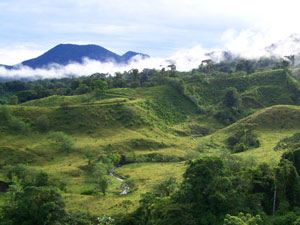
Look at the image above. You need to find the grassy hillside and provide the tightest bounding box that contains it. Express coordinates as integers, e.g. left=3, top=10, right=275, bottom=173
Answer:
left=2, top=68, right=300, bottom=222
left=196, top=105, right=300, bottom=165
left=183, top=69, right=300, bottom=108
left=0, top=85, right=202, bottom=216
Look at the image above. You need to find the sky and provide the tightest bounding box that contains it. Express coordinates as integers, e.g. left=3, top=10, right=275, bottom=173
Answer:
left=1, top=0, right=300, bottom=76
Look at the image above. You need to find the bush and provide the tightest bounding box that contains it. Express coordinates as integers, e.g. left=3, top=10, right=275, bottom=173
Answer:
left=122, top=178, right=138, bottom=193
left=9, top=116, right=31, bottom=134
left=47, top=131, right=74, bottom=152
left=3, top=165, right=66, bottom=190
left=226, top=129, right=260, bottom=153
left=224, top=213, right=263, bottom=225
left=107, top=153, right=121, bottom=166
left=60, top=101, right=70, bottom=110
left=274, top=133, right=300, bottom=151
left=9, top=95, right=18, bottom=105
left=36, top=114, right=50, bottom=132
left=152, top=177, right=177, bottom=197
left=185, top=150, right=200, bottom=160
left=1, top=105, right=12, bottom=121
left=123, top=152, right=181, bottom=164
left=223, top=87, right=241, bottom=108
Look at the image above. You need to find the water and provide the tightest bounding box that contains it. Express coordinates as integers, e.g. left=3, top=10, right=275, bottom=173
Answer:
left=109, top=166, right=130, bottom=195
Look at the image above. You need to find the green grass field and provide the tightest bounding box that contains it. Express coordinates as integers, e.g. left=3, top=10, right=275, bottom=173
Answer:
left=1, top=81, right=300, bottom=217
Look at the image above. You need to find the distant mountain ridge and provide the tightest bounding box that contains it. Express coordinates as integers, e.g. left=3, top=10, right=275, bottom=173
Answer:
left=1, top=44, right=149, bottom=69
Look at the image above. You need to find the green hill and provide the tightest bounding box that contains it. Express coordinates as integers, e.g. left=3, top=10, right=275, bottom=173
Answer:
left=0, top=85, right=200, bottom=216
left=2, top=67, right=300, bottom=223
left=183, top=69, right=300, bottom=108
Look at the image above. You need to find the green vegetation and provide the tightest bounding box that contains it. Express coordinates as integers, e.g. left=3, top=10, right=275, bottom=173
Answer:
left=2, top=57, right=300, bottom=224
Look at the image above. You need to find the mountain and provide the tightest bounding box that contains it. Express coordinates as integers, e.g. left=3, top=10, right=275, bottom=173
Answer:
left=0, top=64, right=12, bottom=69
left=4, top=44, right=149, bottom=69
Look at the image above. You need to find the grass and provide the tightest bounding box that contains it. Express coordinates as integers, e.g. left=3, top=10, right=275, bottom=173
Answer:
left=195, top=105, right=300, bottom=165
left=0, top=85, right=201, bottom=216
left=64, top=162, right=186, bottom=216
left=2, top=81, right=300, bottom=217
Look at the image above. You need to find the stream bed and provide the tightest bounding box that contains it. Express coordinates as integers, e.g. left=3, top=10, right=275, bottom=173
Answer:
left=109, top=167, right=130, bottom=195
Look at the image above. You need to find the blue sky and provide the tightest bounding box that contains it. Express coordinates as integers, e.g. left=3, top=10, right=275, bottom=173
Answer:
left=1, top=0, right=300, bottom=65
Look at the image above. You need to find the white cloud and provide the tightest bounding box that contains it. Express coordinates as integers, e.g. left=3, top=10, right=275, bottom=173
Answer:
left=2, top=30, right=300, bottom=80
left=0, top=46, right=214, bottom=79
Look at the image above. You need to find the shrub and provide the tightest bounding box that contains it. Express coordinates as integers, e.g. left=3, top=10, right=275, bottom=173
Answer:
left=9, top=95, right=18, bottom=105
left=122, top=178, right=138, bottom=193
left=226, top=129, right=260, bottom=153
left=185, top=150, right=200, bottom=160
left=60, top=101, right=70, bottom=110
left=36, top=114, right=50, bottom=132
left=152, top=177, right=177, bottom=197
left=1, top=105, right=12, bottom=121
left=98, top=177, right=109, bottom=196
left=123, top=153, right=181, bottom=164
left=47, top=131, right=74, bottom=152
left=223, top=87, right=241, bottom=108
left=224, top=213, right=263, bottom=225
left=107, top=153, right=121, bottom=166
left=3, top=165, right=66, bottom=190
left=274, top=133, right=300, bottom=151
left=9, top=116, right=31, bottom=134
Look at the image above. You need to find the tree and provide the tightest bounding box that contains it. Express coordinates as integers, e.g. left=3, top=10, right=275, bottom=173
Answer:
left=236, top=60, right=255, bottom=74
left=285, top=55, right=295, bottom=66
left=279, top=60, right=290, bottom=70
left=75, top=83, right=90, bottom=95
left=84, top=149, right=97, bottom=169
left=173, top=156, right=251, bottom=224
left=200, top=59, right=215, bottom=73
left=282, top=149, right=300, bottom=175
left=224, top=213, right=263, bottom=225
left=70, top=79, right=80, bottom=90
left=223, top=87, right=241, bottom=108
left=16, top=90, right=37, bottom=103
left=92, top=162, right=108, bottom=179
left=275, top=159, right=300, bottom=208
left=113, top=73, right=126, bottom=88
left=0, top=186, right=66, bottom=225
left=294, top=218, right=300, bottom=225
left=98, top=177, right=109, bottom=196
left=93, top=80, right=108, bottom=97
left=107, top=153, right=121, bottom=166
left=129, top=69, right=141, bottom=88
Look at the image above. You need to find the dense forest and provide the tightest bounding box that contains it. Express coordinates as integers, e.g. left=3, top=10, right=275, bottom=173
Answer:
left=2, top=56, right=300, bottom=225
